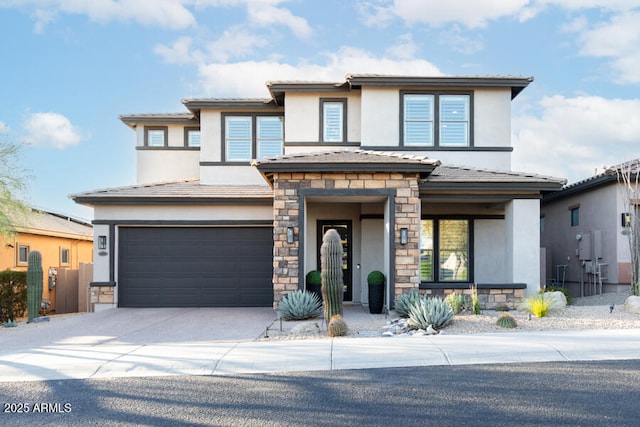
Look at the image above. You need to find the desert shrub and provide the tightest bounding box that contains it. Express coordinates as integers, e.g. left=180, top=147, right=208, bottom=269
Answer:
left=395, top=290, right=421, bottom=318
left=496, top=313, right=517, bottom=328
left=407, top=296, right=454, bottom=330
left=544, top=285, right=571, bottom=305
left=470, top=285, right=481, bottom=315
left=327, top=314, right=348, bottom=337
left=522, top=294, right=551, bottom=318
left=494, top=304, right=510, bottom=312
left=0, top=270, right=27, bottom=323
left=444, top=292, right=468, bottom=314
left=278, top=290, right=323, bottom=320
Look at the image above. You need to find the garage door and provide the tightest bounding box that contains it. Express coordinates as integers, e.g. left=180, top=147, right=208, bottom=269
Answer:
left=118, top=227, right=273, bottom=307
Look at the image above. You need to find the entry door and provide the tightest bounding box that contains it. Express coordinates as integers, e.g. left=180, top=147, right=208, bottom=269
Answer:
left=317, top=220, right=352, bottom=302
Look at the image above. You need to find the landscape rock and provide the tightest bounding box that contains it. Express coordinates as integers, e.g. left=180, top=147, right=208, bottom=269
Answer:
left=624, top=296, right=640, bottom=314
left=290, top=321, right=321, bottom=335
left=543, top=291, right=567, bottom=310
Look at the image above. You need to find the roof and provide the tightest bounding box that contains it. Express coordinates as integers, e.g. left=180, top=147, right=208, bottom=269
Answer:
left=252, top=150, right=440, bottom=184
left=543, top=158, right=640, bottom=203
left=119, top=113, right=197, bottom=129
left=71, top=179, right=274, bottom=206
left=266, top=74, right=533, bottom=104
left=11, top=209, right=93, bottom=240
left=421, top=165, right=566, bottom=193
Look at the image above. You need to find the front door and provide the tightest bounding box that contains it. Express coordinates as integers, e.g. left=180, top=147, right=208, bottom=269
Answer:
left=317, top=220, right=352, bottom=302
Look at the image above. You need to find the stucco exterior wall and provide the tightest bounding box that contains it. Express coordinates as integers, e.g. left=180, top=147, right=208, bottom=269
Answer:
left=506, top=199, right=541, bottom=296
left=137, top=150, right=200, bottom=184
left=200, top=165, right=267, bottom=185
left=541, top=183, right=622, bottom=286
left=474, top=219, right=508, bottom=283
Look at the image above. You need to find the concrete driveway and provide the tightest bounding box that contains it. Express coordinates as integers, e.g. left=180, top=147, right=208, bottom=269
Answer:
left=2, top=307, right=279, bottom=350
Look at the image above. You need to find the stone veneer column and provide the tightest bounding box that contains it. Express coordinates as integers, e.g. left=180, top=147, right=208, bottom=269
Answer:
left=392, top=176, right=421, bottom=298
left=272, top=173, right=301, bottom=308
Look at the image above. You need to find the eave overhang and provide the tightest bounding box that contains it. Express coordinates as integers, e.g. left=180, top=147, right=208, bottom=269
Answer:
left=119, top=113, right=197, bottom=129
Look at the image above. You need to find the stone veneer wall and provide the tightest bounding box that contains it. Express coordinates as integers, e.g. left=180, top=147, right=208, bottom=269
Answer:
left=271, top=171, right=421, bottom=308
left=423, top=287, right=526, bottom=309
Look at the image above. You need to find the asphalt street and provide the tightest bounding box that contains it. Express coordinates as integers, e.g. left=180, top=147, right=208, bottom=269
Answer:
left=2, top=360, right=639, bottom=426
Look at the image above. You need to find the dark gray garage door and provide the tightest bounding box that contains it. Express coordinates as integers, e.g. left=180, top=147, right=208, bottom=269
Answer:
left=118, top=227, right=273, bottom=307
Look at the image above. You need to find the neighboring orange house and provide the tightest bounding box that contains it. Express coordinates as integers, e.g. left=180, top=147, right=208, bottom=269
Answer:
left=0, top=208, right=93, bottom=312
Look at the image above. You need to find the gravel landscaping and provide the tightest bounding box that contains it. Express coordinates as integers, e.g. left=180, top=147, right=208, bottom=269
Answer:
left=266, top=289, right=640, bottom=339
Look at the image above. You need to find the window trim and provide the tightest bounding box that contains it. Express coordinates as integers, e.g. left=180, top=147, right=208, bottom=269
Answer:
left=319, top=98, right=347, bottom=143
left=400, top=91, right=473, bottom=148
left=222, top=113, right=284, bottom=162
left=60, top=247, right=70, bottom=266
left=420, top=218, right=473, bottom=283
left=144, top=126, right=168, bottom=148
left=17, top=244, right=29, bottom=266
left=570, top=206, right=580, bottom=227
left=183, top=127, right=201, bottom=148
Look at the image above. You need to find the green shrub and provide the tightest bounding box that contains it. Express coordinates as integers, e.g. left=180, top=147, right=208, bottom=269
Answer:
left=523, top=294, right=551, bottom=318
left=407, top=296, right=454, bottom=330
left=395, top=290, right=421, bottom=318
left=494, top=304, right=510, bottom=312
left=496, top=313, right=517, bottom=328
left=470, top=285, right=481, bottom=315
left=444, top=292, right=468, bottom=314
left=278, top=290, right=323, bottom=320
left=0, top=270, right=27, bottom=323
left=367, top=270, right=385, bottom=285
left=544, top=285, right=571, bottom=305
left=306, top=270, right=321, bottom=286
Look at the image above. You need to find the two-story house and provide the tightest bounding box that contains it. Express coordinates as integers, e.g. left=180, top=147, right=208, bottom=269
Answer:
left=72, top=74, right=565, bottom=311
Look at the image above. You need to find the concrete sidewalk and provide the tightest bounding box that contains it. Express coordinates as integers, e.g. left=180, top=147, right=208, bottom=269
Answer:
left=1, top=307, right=640, bottom=383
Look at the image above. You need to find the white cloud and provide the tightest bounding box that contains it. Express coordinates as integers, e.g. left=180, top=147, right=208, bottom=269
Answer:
left=154, top=36, right=201, bottom=64
left=359, top=0, right=530, bottom=29
left=245, top=1, right=312, bottom=39
left=385, top=33, right=417, bottom=59
left=22, top=112, right=82, bottom=149
left=196, top=47, right=443, bottom=97
left=2, top=0, right=196, bottom=31
left=512, top=95, right=640, bottom=184
left=0, top=121, right=8, bottom=134
left=573, top=11, right=640, bottom=83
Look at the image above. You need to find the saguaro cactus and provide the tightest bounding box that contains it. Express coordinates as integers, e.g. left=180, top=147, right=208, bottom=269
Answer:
left=27, top=250, right=43, bottom=322
left=321, top=228, right=343, bottom=323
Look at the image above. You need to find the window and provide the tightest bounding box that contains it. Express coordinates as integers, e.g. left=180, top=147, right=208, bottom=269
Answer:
left=224, top=115, right=283, bottom=161
left=185, top=128, right=201, bottom=147
left=420, top=219, right=470, bottom=282
left=17, top=244, right=29, bottom=266
left=321, top=99, right=347, bottom=143
left=571, top=207, right=580, bottom=227
left=402, top=92, right=471, bottom=147
left=145, top=127, right=167, bottom=147
left=60, top=247, right=70, bottom=266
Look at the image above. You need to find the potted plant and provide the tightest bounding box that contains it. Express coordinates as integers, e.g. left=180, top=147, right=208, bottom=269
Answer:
left=305, top=270, right=322, bottom=301
left=367, top=270, right=385, bottom=314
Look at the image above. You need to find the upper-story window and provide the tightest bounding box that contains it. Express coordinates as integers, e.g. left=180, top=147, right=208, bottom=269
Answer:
left=145, top=127, right=168, bottom=147
left=320, top=98, right=347, bottom=143
left=185, top=128, right=201, bottom=147
left=402, top=92, right=471, bottom=147
left=224, top=115, right=283, bottom=161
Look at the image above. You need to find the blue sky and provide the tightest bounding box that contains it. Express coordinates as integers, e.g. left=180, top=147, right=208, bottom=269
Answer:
left=0, top=0, right=639, bottom=221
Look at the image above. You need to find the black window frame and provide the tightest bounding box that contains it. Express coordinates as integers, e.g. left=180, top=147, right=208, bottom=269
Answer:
left=570, top=206, right=580, bottom=227
left=144, top=126, right=168, bottom=148
left=319, top=98, right=347, bottom=143
left=184, top=127, right=201, bottom=148
left=60, top=247, right=70, bottom=266
left=400, top=91, right=473, bottom=148
left=419, top=218, right=473, bottom=284
left=222, top=113, right=284, bottom=162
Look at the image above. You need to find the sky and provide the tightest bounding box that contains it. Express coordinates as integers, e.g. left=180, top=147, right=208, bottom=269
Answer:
left=1, top=0, right=639, bottom=222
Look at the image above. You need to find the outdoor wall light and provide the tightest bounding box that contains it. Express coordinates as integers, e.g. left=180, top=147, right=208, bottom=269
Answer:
left=287, top=227, right=294, bottom=244
left=622, top=212, right=632, bottom=227
left=98, top=235, right=107, bottom=250
left=400, top=228, right=408, bottom=245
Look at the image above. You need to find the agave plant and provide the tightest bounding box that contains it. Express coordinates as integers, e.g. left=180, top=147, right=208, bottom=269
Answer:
left=407, top=296, right=454, bottom=330
left=278, top=290, right=323, bottom=320
left=394, top=290, right=421, bottom=318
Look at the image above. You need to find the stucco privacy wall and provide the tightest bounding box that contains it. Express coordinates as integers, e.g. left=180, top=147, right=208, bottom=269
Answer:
left=271, top=171, right=421, bottom=306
